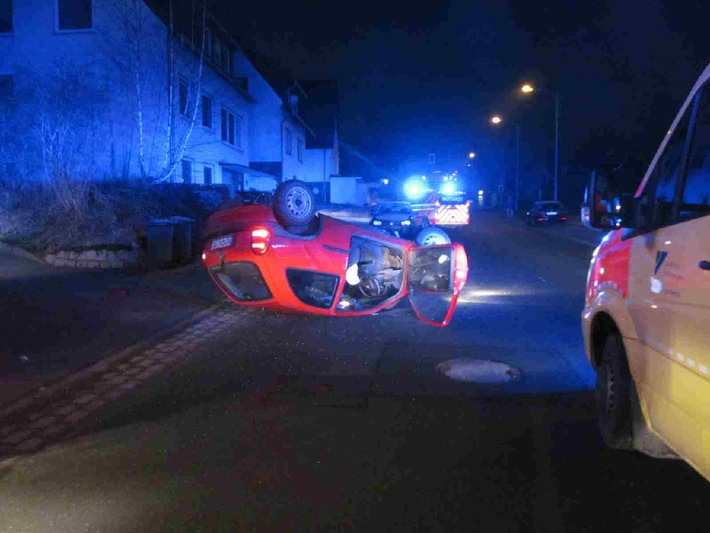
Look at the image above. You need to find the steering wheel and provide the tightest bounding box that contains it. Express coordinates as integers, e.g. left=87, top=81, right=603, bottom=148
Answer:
left=358, top=275, right=382, bottom=298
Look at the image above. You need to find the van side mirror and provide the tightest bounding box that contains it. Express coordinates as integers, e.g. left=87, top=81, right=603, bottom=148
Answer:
left=582, top=171, right=638, bottom=230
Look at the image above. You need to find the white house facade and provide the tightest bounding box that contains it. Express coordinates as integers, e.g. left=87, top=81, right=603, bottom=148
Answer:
left=0, top=0, right=311, bottom=195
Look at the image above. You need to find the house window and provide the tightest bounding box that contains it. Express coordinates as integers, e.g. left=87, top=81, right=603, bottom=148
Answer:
left=212, top=35, right=232, bottom=74
left=221, top=108, right=243, bottom=148
left=204, top=27, right=212, bottom=57
left=0, top=0, right=13, bottom=33
left=285, top=128, right=293, bottom=155
left=0, top=75, right=13, bottom=99
left=234, top=114, right=243, bottom=148
left=221, top=44, right=233, bottom=74
left=181, top=159, right=193, bottom=184
left=57, top=0, right=92, bottom=31
left=179, top=79, right=189, bottom=117
left=203, top=165, right=213, bottom=185
left=201, top=95, right=212, bottom=128
left=297, top=139, right=304, bottom=162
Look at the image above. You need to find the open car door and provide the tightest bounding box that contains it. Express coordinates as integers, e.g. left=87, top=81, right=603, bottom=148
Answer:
left=407, top=243, right=468, bottom=327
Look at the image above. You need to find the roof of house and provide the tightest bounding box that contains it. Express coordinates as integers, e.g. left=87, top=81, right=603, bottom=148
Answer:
left=296, top=80, right=340, bottom=149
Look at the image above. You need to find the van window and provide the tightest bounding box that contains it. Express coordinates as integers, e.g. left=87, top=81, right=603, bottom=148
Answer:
left=679, top=86, right=710, bottom=222
left=649, top=107, right=691, bottom=227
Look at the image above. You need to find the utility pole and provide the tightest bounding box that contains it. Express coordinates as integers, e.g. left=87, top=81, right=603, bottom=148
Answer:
left=554, top=93, right=559, bottom=201
left=515, top=123, right=520, bottom=210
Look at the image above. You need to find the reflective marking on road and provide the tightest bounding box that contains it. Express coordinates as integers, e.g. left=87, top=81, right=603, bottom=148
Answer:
left=0, top=307, right=248, bottom=461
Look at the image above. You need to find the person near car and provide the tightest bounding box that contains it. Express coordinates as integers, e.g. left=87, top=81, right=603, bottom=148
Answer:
left=504, top=194, right=514, bottom=219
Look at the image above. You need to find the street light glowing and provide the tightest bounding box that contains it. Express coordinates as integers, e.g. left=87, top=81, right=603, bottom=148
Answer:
left=468, top=152, right=476, bottom=159
left=521, top=83, right=534, bottom=93
left=382, top=178, right=389, bottom=185
left=490, top=115, right=502, bottom=125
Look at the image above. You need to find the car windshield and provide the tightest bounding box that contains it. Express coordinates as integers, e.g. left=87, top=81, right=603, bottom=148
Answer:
left=540, top=202, right=562, bottom=210
left=377, top=204, right=412, bottom=215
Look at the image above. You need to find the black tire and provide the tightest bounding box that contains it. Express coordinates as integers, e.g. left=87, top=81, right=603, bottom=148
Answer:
left=595, top=332, right=634, bottom=450
left=415, top=227, right=451, bottom=246
left=273, top=180, right=316, bottom=229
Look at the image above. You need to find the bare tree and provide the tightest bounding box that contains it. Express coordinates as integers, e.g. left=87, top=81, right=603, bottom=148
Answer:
left=107, top=0, right=208, bottom=183
left=31, top=61, right=108, bottom=213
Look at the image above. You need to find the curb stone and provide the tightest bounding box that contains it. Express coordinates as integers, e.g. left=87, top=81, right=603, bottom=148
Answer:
left=0, top=242, right=45, bottom=264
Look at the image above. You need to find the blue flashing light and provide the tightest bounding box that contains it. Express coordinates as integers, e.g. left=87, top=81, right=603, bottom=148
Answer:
left=440, top=182, right=456, bottom=195
left=404, top=180, right=425, bottom=200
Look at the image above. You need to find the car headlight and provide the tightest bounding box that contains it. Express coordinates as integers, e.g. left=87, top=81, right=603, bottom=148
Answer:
left=373, top=220, right=382, bottom=226
left=402, top=220, right=411, bottom=225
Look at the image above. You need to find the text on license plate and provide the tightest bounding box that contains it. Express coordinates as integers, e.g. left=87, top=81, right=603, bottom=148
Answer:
left=211, top=235, right=233, bottom=250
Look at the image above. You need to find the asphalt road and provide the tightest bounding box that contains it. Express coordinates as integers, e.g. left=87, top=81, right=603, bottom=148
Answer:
left=0, top=212, right=707, bottom=532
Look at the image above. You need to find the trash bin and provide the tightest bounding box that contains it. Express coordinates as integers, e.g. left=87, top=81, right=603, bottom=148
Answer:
left=167, top=216, right=194, bottom=265
left=145, top=218, right=175, bottom=270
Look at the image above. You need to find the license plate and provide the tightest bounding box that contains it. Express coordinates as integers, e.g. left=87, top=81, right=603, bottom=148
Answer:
left=546, top=211, right=558, bottom=216
left=211, top=235, right=233, bottom=250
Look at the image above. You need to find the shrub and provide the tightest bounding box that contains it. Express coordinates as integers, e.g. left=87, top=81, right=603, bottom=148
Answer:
left=0, top=179, right=229, bottom=253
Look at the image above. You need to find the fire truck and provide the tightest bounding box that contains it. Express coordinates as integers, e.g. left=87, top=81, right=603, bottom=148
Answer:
left=410, top=186, right=471, bottom=228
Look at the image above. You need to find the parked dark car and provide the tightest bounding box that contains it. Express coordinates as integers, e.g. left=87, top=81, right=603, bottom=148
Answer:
left=525, top=201, right=568, bottom=224
left=370, top=202, right=427, bottom=238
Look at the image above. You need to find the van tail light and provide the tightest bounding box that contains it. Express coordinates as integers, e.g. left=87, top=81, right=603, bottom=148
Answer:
left=251, top=228, right=271, bottom=255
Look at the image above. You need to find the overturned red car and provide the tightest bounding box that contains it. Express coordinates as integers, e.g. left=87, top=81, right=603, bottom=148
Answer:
left=202, top=180, right=469, bottom=327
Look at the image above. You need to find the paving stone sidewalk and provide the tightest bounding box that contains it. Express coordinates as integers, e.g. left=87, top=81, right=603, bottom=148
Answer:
left=0, top=246, right=227, bottom=407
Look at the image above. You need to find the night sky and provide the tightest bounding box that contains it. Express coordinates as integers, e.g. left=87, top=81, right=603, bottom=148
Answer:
left=211, top=0, right=709, bottom=184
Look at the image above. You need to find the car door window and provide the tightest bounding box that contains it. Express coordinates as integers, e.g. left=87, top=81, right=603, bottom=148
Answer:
left=678, top=86, right=710, bottom=222
left=647, top=104, right=692, bottom=228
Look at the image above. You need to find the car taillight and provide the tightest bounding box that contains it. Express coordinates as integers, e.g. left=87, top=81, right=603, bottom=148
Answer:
left=251, top=228, right=271, bottom=255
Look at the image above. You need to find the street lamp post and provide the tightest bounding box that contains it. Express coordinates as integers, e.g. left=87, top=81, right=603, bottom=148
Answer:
left=515, top=123, right=520, bottom=211
left=490, top=115, right=520, bottom=210
left=554, top=93, right=559, bottom=202
left=521, top=84, right=560, bottom=201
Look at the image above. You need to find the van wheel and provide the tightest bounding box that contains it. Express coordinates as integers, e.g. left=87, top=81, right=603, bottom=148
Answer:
left=595, top=332, right=634, bottom=450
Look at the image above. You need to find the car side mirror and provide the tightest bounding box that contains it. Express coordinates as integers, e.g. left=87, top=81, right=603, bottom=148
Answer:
left=582, top=171, right=638, bottom=230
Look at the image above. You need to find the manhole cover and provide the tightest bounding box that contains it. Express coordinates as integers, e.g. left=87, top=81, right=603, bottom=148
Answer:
left=436, top=359, right=521, bottom=383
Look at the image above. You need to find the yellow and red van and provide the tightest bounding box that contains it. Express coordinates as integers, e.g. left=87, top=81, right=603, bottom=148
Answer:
left=582, top=62, right=710, bottom=482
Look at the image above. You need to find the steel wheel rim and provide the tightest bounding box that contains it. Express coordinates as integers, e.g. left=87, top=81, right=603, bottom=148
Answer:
left=422, top=233, right=447, bottom=246
left=286, top=187, right=312, bottom=218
